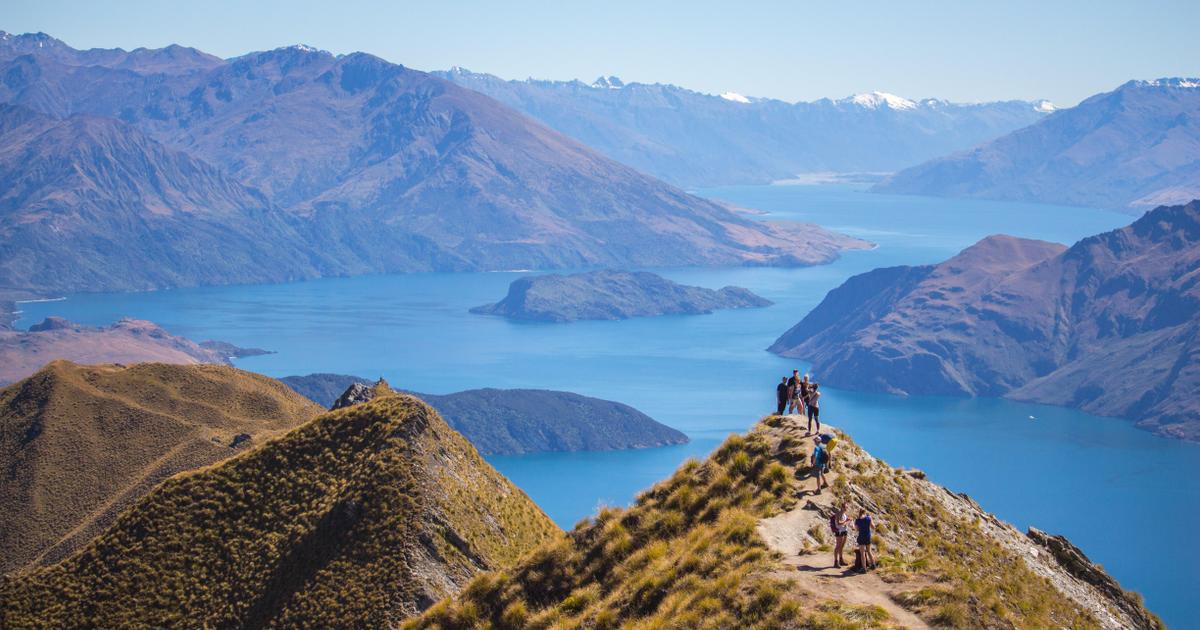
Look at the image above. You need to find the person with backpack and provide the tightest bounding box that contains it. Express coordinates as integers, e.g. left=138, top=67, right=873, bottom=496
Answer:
left=830, top=502, right=850, bottom=568
left=811, top=437, right=829, bottom=494
left=854, top=509, right=875, bottom=571
left=806, top=383, right=822, bottom=434
left=775, top=377, right=789, bottom=415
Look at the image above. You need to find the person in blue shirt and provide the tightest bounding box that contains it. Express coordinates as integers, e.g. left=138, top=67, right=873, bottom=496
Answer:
left=854, top=509, right=875, bottom=571
left=811, top=437, right=829, bottom=494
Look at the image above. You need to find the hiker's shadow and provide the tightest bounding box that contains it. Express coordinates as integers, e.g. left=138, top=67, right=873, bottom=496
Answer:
left=794, top=563, right=859, bottom=577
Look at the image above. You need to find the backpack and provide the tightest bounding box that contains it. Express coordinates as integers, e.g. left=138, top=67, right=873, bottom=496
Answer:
left=829, top=513, right=840, bottom=535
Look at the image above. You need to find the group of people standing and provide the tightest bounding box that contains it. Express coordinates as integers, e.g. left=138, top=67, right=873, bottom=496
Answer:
left=775, top=369, right=821, bottom=434
left=829, top=502, right=875, bottom=571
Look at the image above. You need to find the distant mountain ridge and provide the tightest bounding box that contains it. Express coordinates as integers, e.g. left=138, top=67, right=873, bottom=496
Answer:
left=0, top=32, right=866, bottom=296
left=876, top=78, right=1200, bottom=211
left=434, top=67, right=1053, bottom=187
left=769, top=201, right=1200, bottom=440
left=279, top=373, right=689, bottom=454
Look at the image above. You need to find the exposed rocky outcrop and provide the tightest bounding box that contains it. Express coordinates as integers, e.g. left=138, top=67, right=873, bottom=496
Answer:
left=876, top=78, right=1200, bottom=212
left=769, top=201, right=1200, bottom=440
left=0, top=318, right=270, bottom=386
left=471, top=270, right=773, bottom=322
left=1028, top=528, right=1160, bottom=630
left=296, top=376, right=689, bottom=455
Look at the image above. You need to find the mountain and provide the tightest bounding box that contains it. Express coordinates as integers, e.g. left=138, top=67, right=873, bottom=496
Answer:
left=0, top=31, right=222, bottom=74
left=0, top=34, right=866, bottom=297
left=0, top=103, right=327, bottom=294
left=0, top=361, right=322, bottom=574
left=470, top=270, right=773, bottom=322
left=434, top=67, right=1053, bottom=187
left=406, top=416, right=1160, bottom=629
left=0, top=383, right=559, bottom=627
left=769, top=201, right=1200, bottom=440
left=280, top=374, right=689, bottom=454
left=0, top=317, right=267, bottom=385
left=876, top=78, right=1200, bottom=211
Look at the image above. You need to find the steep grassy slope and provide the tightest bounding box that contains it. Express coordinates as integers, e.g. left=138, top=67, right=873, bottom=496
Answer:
left=0, top=361, right=323, bottom=574
left=407, top=416, right=1160, bottom=629
left=0, top=388, right=559, bottom=627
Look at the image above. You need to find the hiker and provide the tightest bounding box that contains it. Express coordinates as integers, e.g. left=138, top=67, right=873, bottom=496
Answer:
left=811, top=437, right=829, bottom=494
left=799, top=373, right=811, bottom=416
left=854, top=509, right=875, bottom=571
left=785, top=370, right=801, bottom=414
left=806, top=383, right=821, bottom=434
left=775, top=377, right=789, bottom=415
left=830, top=501, right=851, bottom=568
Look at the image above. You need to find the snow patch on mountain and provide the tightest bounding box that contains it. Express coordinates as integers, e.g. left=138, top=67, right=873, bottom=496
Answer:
left=841, top=91, right=917, bottom=110
left=720, top=92, right=751, bottom=104
left=1034, top=100, right=1058, bottom=112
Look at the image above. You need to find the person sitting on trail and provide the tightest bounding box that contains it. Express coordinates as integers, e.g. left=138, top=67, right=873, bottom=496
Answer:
left=775, top=377, right=789, bottom=415
left=806, top=384, right=821, bottom=434
left=786, top=370, right=802, bottom=414
left=854, top=509, right=875, bottom=571
left=830, top=501, right=850, bottom=568
left=811, top=437, right=829, bottom=494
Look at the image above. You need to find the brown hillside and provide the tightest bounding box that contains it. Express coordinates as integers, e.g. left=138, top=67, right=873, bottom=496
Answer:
left=0, top=360, right=323, bottom=574
left=0, top=389, right=559, bottom=628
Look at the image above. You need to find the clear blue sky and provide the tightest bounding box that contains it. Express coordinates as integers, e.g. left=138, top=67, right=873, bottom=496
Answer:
left=3, top=0, right=1196, bottom=106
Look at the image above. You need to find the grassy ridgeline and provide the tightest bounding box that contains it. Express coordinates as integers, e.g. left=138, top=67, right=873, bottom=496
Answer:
left=0, top=390, right=559, bottom=628
left=407, top=417, right=1160, bottom=629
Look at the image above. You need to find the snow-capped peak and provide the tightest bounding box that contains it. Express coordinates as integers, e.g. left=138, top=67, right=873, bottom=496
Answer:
left=592, top=75, right=625, bottom=89
left=1135, top=77, right=1200, bottom=89
left=720, top=92, right=751, bottom=104
left=1033, top=99, right=1057, bottom=113
left=841, top=91, right=917, bottom=110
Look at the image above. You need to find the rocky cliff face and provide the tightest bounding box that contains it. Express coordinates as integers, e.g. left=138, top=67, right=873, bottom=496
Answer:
left=406, top=416, right=1162, bottom=629
left=770, top=201, right=1200, bottom=440
left=283, top=375, right=689, bottom=455
left=0, top=361, right=322, bottom=574
left=471, top=270, right=774, bottom=322
left=0, top=390, right=559, bottom=627
left=876, top=78, right=1200, bottom=212
left=0, top=33, right=867, bottom=296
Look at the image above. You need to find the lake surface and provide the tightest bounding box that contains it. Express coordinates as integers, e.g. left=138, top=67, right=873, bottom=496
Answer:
left=18, top=186, right=1198, bottom=627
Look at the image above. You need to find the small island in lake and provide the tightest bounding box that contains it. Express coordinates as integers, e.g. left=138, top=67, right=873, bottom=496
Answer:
left=470, top=270, right=773, bottom=322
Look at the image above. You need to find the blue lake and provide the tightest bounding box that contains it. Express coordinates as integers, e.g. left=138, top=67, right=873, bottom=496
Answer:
left=18, top=186, right=1198, bottom=628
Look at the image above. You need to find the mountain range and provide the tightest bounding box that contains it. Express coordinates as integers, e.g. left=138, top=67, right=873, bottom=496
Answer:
left=769, top=201, right=1200, bottom=440
left=0, top=31, right=864, bottom=297
left=436, top=67, right=1054, bottom=188
left=877, top=78, right=1200, bottom=212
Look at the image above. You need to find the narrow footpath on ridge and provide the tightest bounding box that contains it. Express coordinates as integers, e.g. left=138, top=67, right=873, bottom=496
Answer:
left=756, top=416, right=933, bottom=629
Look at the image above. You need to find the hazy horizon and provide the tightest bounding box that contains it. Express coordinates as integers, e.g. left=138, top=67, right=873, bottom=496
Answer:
left=3, top=0, right=1197, bottom=107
